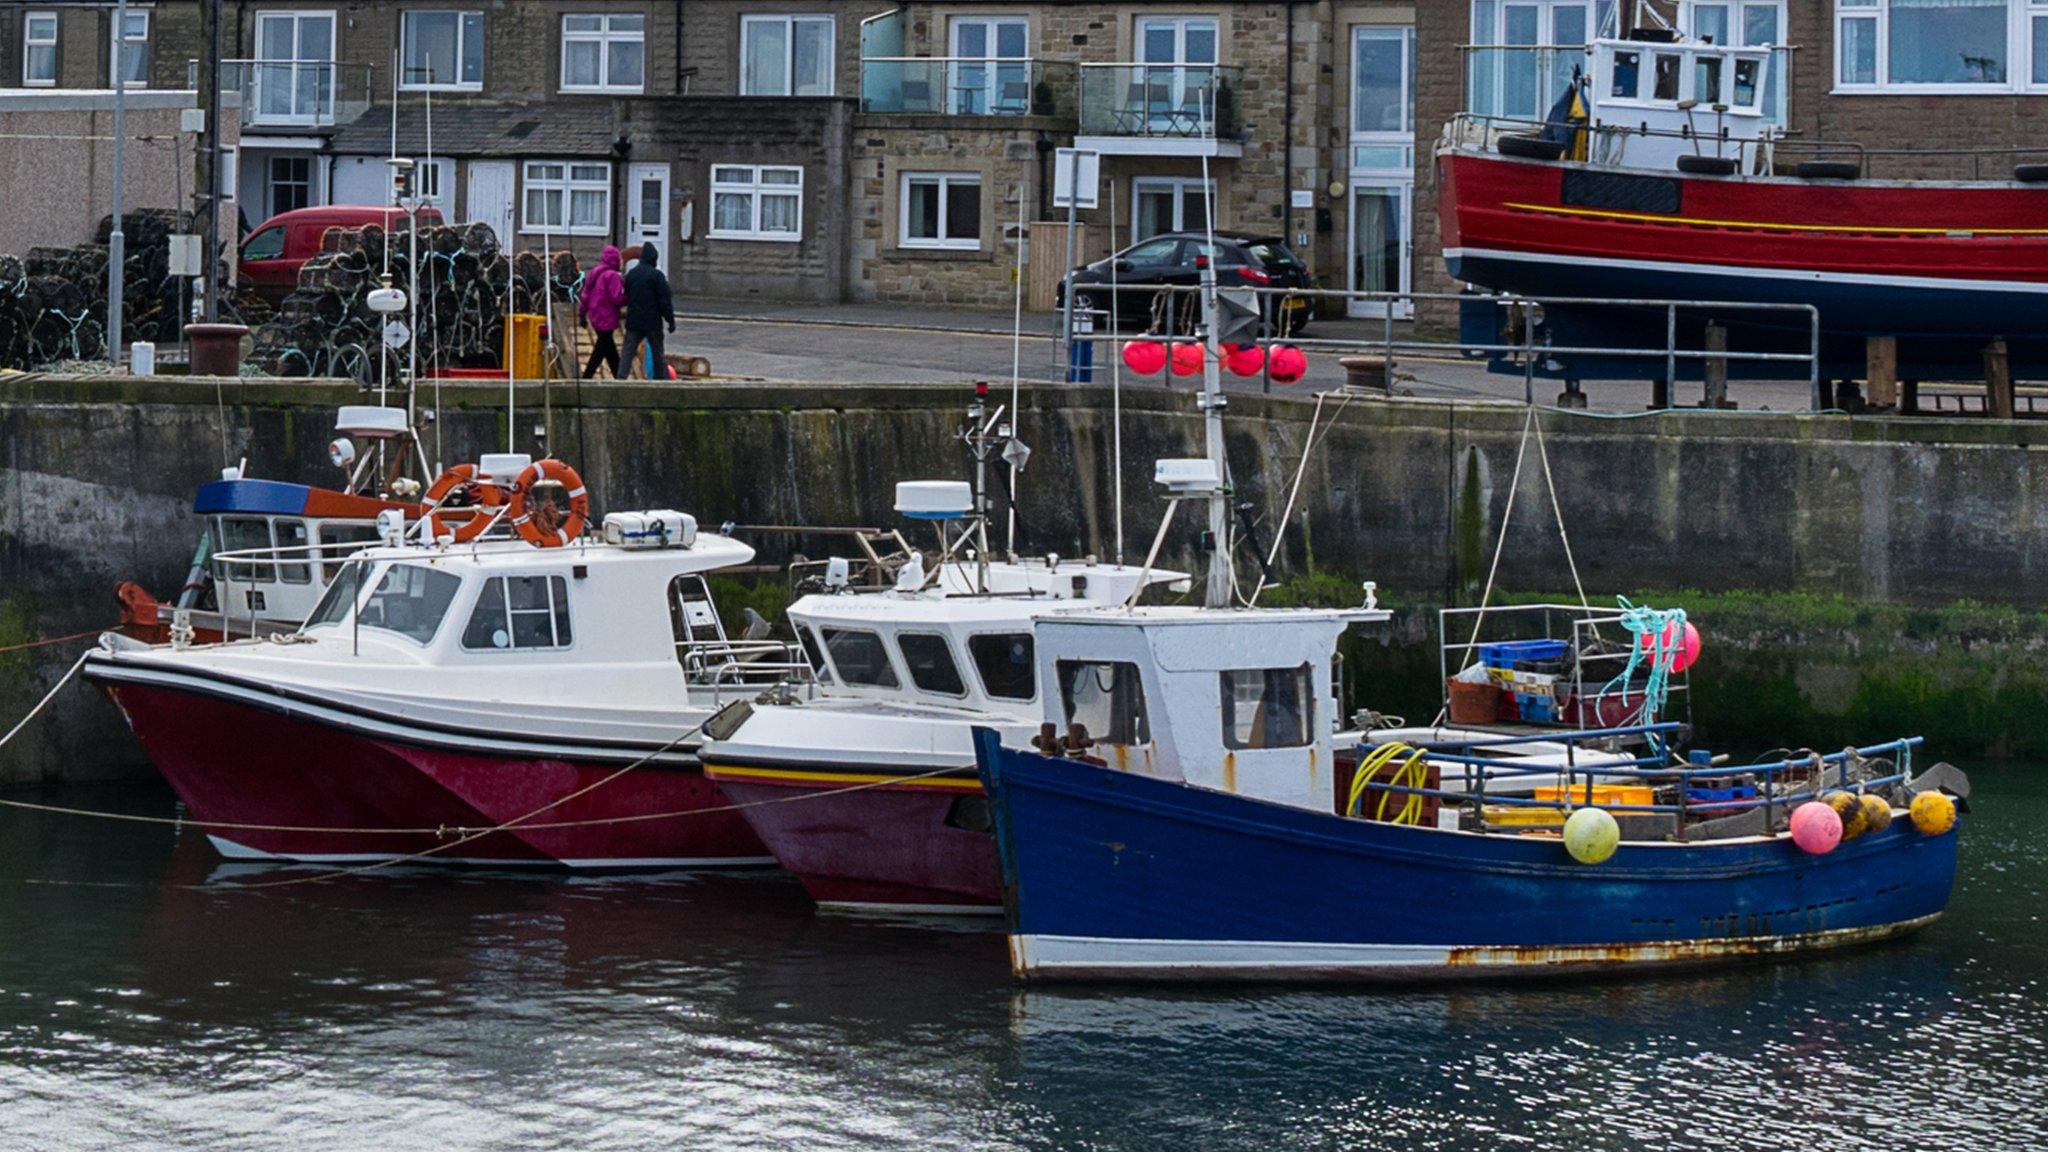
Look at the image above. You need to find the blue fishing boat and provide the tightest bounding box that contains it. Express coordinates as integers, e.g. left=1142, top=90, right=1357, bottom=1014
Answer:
left=973, top=605, right=1966, bottom=982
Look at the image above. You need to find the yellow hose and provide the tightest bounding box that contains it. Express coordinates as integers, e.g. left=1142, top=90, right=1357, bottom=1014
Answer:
left=1348, top=742, right=1431, bottom=826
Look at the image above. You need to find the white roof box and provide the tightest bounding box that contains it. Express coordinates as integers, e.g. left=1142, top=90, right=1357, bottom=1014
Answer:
left=603, top=510, right=696, bottom=549
left=1155, top=458, right=1222, bottom=494
left=896, top=480, right=973, bottom=521
left=335, top=405, right=409, bottom=439
left=478, top=453, right=532, bottom=484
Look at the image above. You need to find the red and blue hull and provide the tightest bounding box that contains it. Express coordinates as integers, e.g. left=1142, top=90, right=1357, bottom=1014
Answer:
left=1439, top=149, right=2048, bottom=377
left=88, top=664, right=772, bottom=868
left=974, top=729, right=1959, bottom=982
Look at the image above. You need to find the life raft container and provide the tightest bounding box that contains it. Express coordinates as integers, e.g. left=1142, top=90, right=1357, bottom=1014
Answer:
left=507, top=459, right=590, bottom=548
left=420, top=463, right=506, bottom=543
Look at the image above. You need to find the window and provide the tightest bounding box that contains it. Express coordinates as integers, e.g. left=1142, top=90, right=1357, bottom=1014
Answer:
left=1057, top=660, right=1150, bottom=746
left=306, top=559, right=365, bottom=629
left=900, top=173, right=980, bottom=250
left=1684, top=2, right=1785, bottom=120
left=1610, top=49, right=1640, bottom=97
left=254, top=11, right=337, bottom=125
left=709, top=165, right=802, bottom=241
left=1652, top=52, right=1682, bottom=99
left=218, top=516, right=279, bottom=583
left=1694, top=54, right=1723, bottom=103
left=1220, top=666, right=1315, bottom=750
left=23, top=11, right=56, bottom=86
left=522, top=161, right=610, bottom=235
left=897, top=633, right=966, bottom=696
left=1134, top=15, right=1220, bottom=131
left=354, top=564, right=463, bottom=645
left=402, top=10, right=483, bottom=90
left=317, top=523, right=383, bottom=582
left=1131, top=177, right=1212, bottom=244
left=1352, top=26, right=1414, bottom=136
left=1468, top=1, right=1617, bottom=118
left=821, top=628, right=898, bottom=688
left=268, top=156, right=312, bottom=216
left=798, top=625, right=829, bottom=678
left=274, top=519, right=311, bottom=584
left=242, top=225, right=285, bottom=261
left=969, top=633, right=1035, bottom=701
left=1835, top=0, right=2038, bottom=90
left=740, top=14, right=834, bottom=96
left=111, top=8, right=148, bottom=87
left=562, top=13, right=644, bottom=92
left=948, top=15, right=1030, bottom=114
left=462, top=575, right=573, bottom=651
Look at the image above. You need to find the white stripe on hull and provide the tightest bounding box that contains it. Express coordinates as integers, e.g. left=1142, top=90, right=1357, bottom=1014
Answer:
left=207, top=835, right=774, bottom=870
left=815, top=899, right=1005, bottom=917
left=1010, top=915, right=1941, bottom=982
left=1444, top=245, right=2048, bottom=297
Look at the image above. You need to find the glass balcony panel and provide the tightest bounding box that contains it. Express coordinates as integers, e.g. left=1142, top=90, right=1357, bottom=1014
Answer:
left=859, top=58, right=1070, bottom=117
left=1077, top=64, right=1244, bottom=138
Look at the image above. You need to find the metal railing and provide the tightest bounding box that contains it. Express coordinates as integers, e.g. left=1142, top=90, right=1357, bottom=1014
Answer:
left=1063, top=282, right=1824, bottom=408
left=191, top=58, right=376, bottom=128
left=859, top=57, right=1073, bottom=117
left=1446, top=110, right=1777, bottom=175
left=1460, top=43, right=1793, bottom=126
left=1078, top=63, right=1243, bottom=139
left=679, top=638, right=815, bottom=704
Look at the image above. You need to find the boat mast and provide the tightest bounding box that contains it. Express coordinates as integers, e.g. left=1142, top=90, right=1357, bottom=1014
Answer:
left=1198, top=131, right=1229, bottom=608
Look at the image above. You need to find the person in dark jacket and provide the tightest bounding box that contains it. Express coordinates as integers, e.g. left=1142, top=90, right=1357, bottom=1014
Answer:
left=620, top=242, right=675, bottom=380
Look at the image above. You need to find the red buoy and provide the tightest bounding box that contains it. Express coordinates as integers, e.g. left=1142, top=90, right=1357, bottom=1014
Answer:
left=1268, top=344, right=1308, bottom=384
left=1169, top=341, right=1204, bottom=377
left=1121, top=340, right=1167, bottom=376
left=1225, top=344, right=1267, bottom=377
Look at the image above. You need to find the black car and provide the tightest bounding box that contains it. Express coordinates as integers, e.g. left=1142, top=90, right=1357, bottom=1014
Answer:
left=1059, top=230, right=1313, bottom=335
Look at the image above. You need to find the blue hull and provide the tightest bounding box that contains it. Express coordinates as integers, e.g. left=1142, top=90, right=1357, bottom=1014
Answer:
left=974, top=730, right=1958, bottom=983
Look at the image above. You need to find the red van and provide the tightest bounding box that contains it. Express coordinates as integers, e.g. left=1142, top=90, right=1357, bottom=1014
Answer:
left=239, top=205, right=446, bottom=304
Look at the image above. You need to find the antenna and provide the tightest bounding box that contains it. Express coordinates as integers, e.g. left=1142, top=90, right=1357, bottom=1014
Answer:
left=1005, top=177, right=1027, bottom=558
left=1196, top=81, right=1230, bottom=609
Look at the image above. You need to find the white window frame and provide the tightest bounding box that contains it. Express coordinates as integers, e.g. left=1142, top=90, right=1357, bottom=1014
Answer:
left=739, top=14, right=835, bottom=96
left=1467, top=1, right=1616, bottom=118
left=898, top=172, right=982, bottom=251
left=560, top=12, right=645, bottom=93
left=1832, top=0, right=2044, bottom=93
left=947, top=15, right=1031, bottom=114
left=251, top=10, right=338, bottom=126
left=520, top=160, right=612, bottom=236
left=709, top=164, right=804, bottom=242
left=400, top=10, right=484, bottom=92
left=1129, top=175, right=1214, bottom=245
left=267, top=154, right=314, bottom=217
left=110, top=7, right=149, bottom=88
left=1681, top=1, right=1787, bottom=121
left=22, top=10, right=57, bottom=87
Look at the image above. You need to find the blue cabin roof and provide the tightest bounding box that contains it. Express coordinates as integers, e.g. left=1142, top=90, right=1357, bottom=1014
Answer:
left=193, top=479, right=313, bottom=516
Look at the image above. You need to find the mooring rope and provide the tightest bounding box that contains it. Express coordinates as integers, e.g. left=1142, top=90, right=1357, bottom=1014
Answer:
left=0, top=628, right=110, bottom=655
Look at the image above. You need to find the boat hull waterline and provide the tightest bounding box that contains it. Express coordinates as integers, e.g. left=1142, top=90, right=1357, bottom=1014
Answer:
left=93, top=669, right=773, bottom=868
left=703, top=760, right=1003, bottom=913
left=975, top=730, right=1958, bottom=983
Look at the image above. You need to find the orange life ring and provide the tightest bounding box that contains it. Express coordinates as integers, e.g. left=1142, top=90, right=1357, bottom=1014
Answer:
left=508, top=459, right=590, bottom=548
left=420, top=463, right=506, bottom=544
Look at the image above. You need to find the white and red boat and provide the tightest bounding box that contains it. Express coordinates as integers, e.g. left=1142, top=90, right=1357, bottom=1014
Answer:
left=1438, top=26, right=2048, bottom=375
left=700, top=480, right=1183, bottom=914
left=86, top=457, right=802, bottom=868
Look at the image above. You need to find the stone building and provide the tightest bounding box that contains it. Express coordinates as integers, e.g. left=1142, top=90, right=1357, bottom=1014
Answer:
left=6, top=1, right=2047, bottom=317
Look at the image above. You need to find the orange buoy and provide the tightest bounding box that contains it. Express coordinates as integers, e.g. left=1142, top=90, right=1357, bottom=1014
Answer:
left=420, top=464, right=506, bottom=544
left=508, top=459, right=590, bottom=548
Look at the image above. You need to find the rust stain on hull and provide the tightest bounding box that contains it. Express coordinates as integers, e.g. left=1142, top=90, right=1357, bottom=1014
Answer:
left=1443, top=915, right=1941, bottom=970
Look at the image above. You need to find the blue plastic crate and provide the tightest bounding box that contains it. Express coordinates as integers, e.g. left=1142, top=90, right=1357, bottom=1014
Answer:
left=1479, top=639, right=1569, bottom=669
left=1515, top=692, right=1557, bottom=723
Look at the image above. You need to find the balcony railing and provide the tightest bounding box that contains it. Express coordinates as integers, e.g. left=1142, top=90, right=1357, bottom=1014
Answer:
left=191, top=58, right=376, bottom=129
left=1078, top=63, right=1244, bottom=139
left=860, top=57, right=1073, bottom=117
left=1462, top=44, right=1793, bottom=126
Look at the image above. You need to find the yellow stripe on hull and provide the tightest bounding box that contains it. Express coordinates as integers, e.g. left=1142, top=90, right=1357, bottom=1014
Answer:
left=1501, top=200, right=2048, bottom=237
left=702, top=763, right=984, bottom=792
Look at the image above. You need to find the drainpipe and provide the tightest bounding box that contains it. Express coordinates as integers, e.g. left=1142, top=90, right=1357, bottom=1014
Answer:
left=1282, top=0, right=1296, bottom=254
left=203, top=0, right=223, bottom=320
left=673, top=0, right=684, bottom=95
left=1036, top=132, right=1053, bottom=222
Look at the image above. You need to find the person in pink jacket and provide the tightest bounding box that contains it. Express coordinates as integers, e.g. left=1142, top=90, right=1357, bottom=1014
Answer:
left=578, top=244, right=626, bottom=379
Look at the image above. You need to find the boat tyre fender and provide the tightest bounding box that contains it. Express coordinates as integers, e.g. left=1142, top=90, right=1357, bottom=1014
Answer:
left=1675, top=154, right=1739, bottom=177
left=1497, top=133, right=1568, bottom=162
left=509, top=459, right=590, bottom=548
left=2015, top=164, right=2048, bottom=184
left=421, top=463, right=505, bottom=544
left=1794, top=160, right=1861, bottom=181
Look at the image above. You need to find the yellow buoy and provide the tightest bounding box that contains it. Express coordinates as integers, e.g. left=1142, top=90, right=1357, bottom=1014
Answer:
left=1825, top=791, right=1869, bottom=840
left=1910, top=791, right=1957, bottom=836
left=1861, top=793, right=1894, bottom=835
left=1563, top=806, right=1620, bottom=864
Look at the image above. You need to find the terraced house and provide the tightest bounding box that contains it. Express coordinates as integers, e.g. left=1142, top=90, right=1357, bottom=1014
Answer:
left=5, top=1, right=2044, bottom=319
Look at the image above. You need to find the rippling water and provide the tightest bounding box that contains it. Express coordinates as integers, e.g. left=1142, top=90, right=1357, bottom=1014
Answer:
left=1, top=765, right=2042, bottom=1151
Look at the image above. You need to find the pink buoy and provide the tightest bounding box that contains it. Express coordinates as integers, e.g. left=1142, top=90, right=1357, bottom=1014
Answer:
left=1225, top=343, right=1267, bottom=377
left=1121, top=340, right=1167, bottom=376
left=1268, top=344, right=1307, bottom=384
left=1790, top=800, right=1843, bottom=855
left=1637, top=620, right=1703, bottom=673
left=1169, top=341, right=1204, bottom=377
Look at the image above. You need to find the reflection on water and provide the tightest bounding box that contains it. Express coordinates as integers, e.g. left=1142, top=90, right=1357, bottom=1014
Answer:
left=1, top=767, right=2043, bottom=1151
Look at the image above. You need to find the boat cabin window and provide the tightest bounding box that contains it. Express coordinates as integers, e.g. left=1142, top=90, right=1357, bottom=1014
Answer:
left=217, top=516, right=278, bottom=582
left=969, top=633, right=1035, bottom=701
left=1057, top=660, right=1149, bottom=746
left=355, top=563, right=462, bottom=645
left=318, top=523, right=383, bottom=582
left=462, top=575, right=573, bottom=651
left=305, top=559, right=367, bottom=628
left=797, top=625, right=831, bottom=682
left=1652, top=53, right=1681, bottom=100
left=1610, top=50, right=1639, bottom=99
left=1219, top=665, right=1315, bottom=751
left=1732, top=57, right=1759, bottom=108
left=897, top=632, right=966, bottom=696
left=1694, top=55, right=1723, bottom=105
left=275, top=519, right=311, bottom=584
left=821, top=628, right=899, bottom=688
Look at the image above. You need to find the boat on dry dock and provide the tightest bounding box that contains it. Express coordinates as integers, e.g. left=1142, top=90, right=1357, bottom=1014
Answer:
left=86, top=454, right=803, bottom=867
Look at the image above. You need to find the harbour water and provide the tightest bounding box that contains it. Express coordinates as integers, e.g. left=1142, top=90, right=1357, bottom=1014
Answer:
left=0, top=765, right=2041, bottom=1151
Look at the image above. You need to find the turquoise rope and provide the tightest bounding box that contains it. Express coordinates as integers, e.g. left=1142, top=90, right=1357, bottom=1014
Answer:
left=1602, top=596, right=1687, bottom=723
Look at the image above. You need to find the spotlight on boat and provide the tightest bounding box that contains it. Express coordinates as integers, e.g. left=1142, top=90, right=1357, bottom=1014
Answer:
left=329, top=437, right=357, bottom=470
left=376, top=508, right=405, bottom=548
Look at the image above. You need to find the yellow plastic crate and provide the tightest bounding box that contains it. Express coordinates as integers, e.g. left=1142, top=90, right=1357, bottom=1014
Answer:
left=1534, top=783, right=1657, bottom=808
left=1483, top=805, right=1566, bottom=828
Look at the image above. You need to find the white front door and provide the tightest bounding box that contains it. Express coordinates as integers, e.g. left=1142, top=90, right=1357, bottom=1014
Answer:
left=1348, top=25, right=1415, bottom=319
left=466, top=160, right=515, bottom=248
left=625, top=162, right=670, bottom=273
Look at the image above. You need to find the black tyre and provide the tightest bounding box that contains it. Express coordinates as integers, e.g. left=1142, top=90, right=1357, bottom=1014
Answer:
left=1497, top=133, right=1568, bottom=161
left=1676, top=154, right=1739, bottom=176
left=2015, top=164, right=2048, bottom=183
